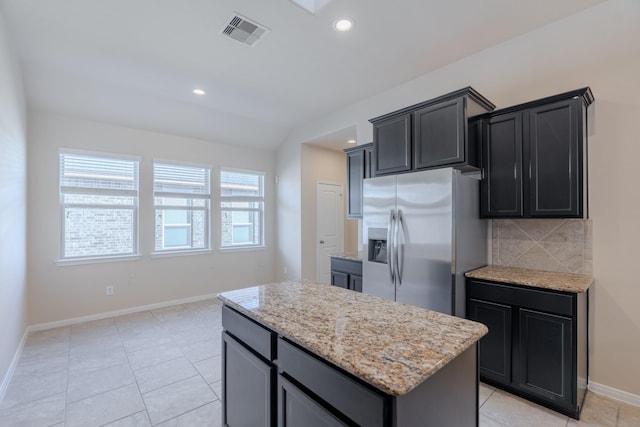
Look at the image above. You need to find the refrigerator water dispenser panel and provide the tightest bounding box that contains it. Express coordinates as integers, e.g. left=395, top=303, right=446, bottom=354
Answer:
left=368, top=228, right=388, bottom=264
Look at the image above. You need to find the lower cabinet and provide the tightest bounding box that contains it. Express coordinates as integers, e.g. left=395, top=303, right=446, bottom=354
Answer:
left=467, top=299, right=512, bottom=384
left=466, top=279, right=588, bottom=419
left=330, top=257, right=362, bottom=292
left=223, top=304, right=480, bottom=426
left=517, top=308, right=573, bottom=406
left=222, top=305, right=390, bottom=427
left=278, top=375, right=347, bottom=427
left=222, top=332, right=275, bottom=427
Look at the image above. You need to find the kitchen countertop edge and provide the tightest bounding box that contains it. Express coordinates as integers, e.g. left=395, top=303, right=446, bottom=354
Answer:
left=465, top=265, right=593, bottom=293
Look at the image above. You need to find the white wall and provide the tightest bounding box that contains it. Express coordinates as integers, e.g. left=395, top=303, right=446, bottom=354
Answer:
left=275, top=140, right=302, bottom=281
left=279, top=0, right=640, bottom=396
left=27, top=112, right=277, bottom=324
left=300, top=144, right=358, bottom=281
left=0, top=10, right=28, bottom=396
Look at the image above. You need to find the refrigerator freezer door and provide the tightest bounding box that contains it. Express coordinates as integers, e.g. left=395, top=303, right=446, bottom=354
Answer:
left=395, top=169, right=454, bottom=313
left=363, top=175, right=397, bottom=302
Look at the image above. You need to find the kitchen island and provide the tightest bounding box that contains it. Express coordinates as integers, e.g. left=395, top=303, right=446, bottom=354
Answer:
left=218, top=280, right=488, bottom=426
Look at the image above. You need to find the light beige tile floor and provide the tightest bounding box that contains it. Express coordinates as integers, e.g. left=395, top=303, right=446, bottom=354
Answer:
left=0, top=298, right=637, bottom=426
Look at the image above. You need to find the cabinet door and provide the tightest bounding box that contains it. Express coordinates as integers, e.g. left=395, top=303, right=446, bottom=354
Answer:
left=528, top=99, right=583, bottom=218
left=331, top=271, right=348, bottom=289
left=517, top=309, right=573, bottom=408
left=278, top=375, right=347, bottom=427
left=223, top=332, right=275, bottom=427
left=349, top=274, right=362, bottom=293
left=481, top=112, right=523, bottom=217
left=468, top=299, right=513, bottom=384
left=413, top=97, right=465, bottom=169
left=364, top=144, right=374, bottom=178
left=346, top=149, right=364, bottom=218
left=373, top=113, right=411, bottom=175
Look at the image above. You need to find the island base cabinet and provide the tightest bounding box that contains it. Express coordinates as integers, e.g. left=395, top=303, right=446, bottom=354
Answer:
left=394, top=345, right=478, bottom=427
left=278, top=375, right=347, bottom=427
left=223, top=304, right=482, bottom=427
left=222, top=332, right=276, bottom=427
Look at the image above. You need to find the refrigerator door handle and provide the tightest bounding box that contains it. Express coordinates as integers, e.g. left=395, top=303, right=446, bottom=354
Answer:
left=387, top=209, right=395, bottom=283
left=396, top=209, right=405, bottom=285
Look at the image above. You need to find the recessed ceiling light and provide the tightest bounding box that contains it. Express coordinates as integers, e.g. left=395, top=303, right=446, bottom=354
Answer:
left=334, top=18, right=354, bottom=32
left=347, top=139, right=357, bottom=144
left=193, top=89, right=206, bottom=96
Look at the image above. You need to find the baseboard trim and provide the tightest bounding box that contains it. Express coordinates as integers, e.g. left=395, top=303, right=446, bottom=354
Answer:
left=0, top=329, right=29, bottom=403
left=28, top=292, right=220, bottom=332
left=589, top=381, right=640, bottom=407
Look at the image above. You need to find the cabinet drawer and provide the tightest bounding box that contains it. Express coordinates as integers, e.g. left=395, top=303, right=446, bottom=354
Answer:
left=278, top=338, right=389, bottom=427
left=330, top=258, right=362, bottom=276
left=222, top=306, right=276, bottom=361
left=467, top=280, right=574, bottom=316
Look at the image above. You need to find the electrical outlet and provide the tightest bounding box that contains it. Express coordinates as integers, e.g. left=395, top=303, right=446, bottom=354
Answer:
left=283, top=266, right=288, bottom=275
left=106, top=286, right=114, bottom=296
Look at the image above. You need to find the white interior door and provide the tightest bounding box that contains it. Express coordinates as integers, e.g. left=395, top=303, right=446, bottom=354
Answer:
left=316, top=182, right=344, bottom=283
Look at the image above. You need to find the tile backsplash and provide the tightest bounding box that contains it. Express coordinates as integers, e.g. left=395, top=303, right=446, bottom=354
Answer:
left=491, top=219, right=592, bottom=275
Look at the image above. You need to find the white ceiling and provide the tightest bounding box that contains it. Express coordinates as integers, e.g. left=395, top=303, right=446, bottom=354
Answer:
left=1, top=0, right=606, bottom=151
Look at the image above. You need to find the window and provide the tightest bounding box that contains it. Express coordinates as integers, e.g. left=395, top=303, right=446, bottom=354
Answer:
left=154, top=162, right=210, bottom=252
left=59, top=151, right=139, bottom=260
left=220, top=169, right=265, bottom=248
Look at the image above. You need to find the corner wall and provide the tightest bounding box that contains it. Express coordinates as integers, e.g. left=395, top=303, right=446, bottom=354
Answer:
left=0, top=10, right=28, bottom=397
left=275, top=140, right=302, bottom=281
left=27, top=111, right=277, bottom=325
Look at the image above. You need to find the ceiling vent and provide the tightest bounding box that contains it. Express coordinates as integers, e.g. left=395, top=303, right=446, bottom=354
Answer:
left=222, top=13, right=270, bottom=47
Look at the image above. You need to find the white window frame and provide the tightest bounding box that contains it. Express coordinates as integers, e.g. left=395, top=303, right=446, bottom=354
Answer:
left=220, top=168, right=265, bottom=250
left=153, top=160, right=211, bottom=254
left=59, top=149, right=140, bottom=263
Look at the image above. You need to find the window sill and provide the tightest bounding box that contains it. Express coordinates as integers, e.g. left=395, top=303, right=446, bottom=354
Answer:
left=150, top=249, right=213, bottom=259
left=56, top=254, right=142, bottom=266
left=218, top=245, right=267, bottom=253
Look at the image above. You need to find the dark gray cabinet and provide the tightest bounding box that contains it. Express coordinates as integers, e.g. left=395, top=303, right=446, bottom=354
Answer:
left=222, top=306, right=277, bottom=427
left=223, top=303, right=480, bottom=426
left=344, top=143, right=373, bottom=219
left=278, top=375, right=347, bottom=427
left=370, top=87, right=494, bottom=177
left=372, top=113, right=412, bottom=176
left=517, top=308, right=573, bottom=407
left=481, top=112, right=523, bottom=217
left=481, top=88, right=594, bottom=219
left=466, top=278, right=588, bottom=419
left=468, top=299, right=512, bottom=384
left=413, top=97, right=465, bottom=169
left=223, top=332, right=275, bottom=427
left=330, top=257, right=362, bottom=292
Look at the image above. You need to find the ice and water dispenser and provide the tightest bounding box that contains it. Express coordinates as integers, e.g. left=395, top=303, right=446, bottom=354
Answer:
left=367, top=228, right=388, bottom=264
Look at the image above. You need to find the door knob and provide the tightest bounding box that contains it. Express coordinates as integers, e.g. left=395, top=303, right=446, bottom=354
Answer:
left=320, top=240, right=325, bottom=244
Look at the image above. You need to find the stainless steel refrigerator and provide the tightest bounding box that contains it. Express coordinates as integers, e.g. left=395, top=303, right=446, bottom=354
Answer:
left=362, top=167, right=487, bottom=317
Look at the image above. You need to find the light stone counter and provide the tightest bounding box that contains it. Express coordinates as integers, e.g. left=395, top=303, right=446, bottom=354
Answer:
left=466, top=265, right=593, bottom=293
left=329, top=252, right=363, bottom=262
left=218, top=280, right=487, bottom=396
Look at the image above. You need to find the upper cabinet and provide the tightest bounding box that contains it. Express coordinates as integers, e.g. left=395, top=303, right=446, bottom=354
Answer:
left=345, top=143, right=373, bottom=219
left=481, top=88, right=594, bottom=218
left=370, top=87, right=495, bottom=176
left=372, top=114, right=412, bottom=175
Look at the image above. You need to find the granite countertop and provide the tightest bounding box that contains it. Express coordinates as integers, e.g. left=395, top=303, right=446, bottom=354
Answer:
left=218, top=281, right=487, bottom=396
left=465, top=265, right=593, bottom=293
left=329, top=252, right=363, bottom=262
